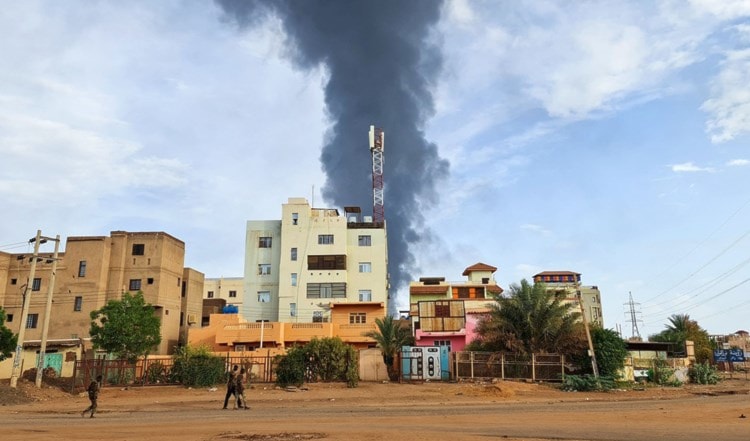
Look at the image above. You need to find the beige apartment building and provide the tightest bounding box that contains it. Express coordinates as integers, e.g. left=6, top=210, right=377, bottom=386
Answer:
left=0, top=231, right=204, bottom=364
left=532, top=271, right=604, bottom=327
left=243, top=197, right=389, bottom=324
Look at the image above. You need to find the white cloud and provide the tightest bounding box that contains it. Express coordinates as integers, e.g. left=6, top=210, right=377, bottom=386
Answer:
left=702, top=41, right=750, bottom=143
left=727, top=159, right=750, bottom=166
left=670, top=162, right=715, bottom=173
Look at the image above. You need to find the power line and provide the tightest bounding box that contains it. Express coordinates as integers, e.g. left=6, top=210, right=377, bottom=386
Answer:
left=640, top=227, right=750, bottom=305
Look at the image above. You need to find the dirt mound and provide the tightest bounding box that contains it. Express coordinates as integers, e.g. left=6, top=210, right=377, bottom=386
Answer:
left=0, top=378, right=76, bottom=406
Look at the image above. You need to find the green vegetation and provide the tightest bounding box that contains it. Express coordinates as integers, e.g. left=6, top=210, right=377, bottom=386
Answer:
left=649, top=314, right=713, bottom=363
left=471, top=279, right=586, bottom=356
left=0, top=307, right=17, bottom=361
left=275, top=337, right=359, bottom=388
left=647, top=359, right=682, bottom=386
left=591, top=327, right=628, bottom=378
left=363, top=316, right=414, bottom=381
left=561, top=374, right=616, bottom=391
left=689, top=362, right=721, bottom=385
left=89, top=291, right=162, bottom=363
left=171, top=344, right=226, bottom=387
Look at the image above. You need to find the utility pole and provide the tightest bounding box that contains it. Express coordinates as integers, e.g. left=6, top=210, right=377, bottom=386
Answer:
left=10, top=230, right=42, bottom=388
left=35, top=234, right=61, bottom=388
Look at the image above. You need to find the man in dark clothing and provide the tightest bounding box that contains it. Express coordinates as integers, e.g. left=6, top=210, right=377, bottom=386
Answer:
left=82, top=375, right=102, bottom=418
left=222, top=365, right=239, bottom=409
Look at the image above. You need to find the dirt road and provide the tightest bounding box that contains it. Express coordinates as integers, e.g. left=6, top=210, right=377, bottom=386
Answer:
left=1, top=380, right=748, bottom=441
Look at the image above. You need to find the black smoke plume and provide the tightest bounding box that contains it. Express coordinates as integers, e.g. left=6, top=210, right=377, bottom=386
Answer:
left=216, top=0, right=449, bottom=311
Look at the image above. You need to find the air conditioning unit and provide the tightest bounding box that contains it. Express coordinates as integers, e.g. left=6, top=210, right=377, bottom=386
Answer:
left=363, top=216, right=373, bottom=222
left=187, top=314, right=197, bottom=324
left=348, top=216, right=357, bottom=223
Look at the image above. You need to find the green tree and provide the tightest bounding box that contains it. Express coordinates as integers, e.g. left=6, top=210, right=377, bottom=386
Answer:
left=363, top=316, right=414, bottom=381
left=649, top=314, right=713, bottom=363
left=590, top=327, right=628, bottom=378
left=89, top=291, right=161, bottom=362
left=0, top=307, right=18, bottom=361
left=472, top=279, right=586, bottom=355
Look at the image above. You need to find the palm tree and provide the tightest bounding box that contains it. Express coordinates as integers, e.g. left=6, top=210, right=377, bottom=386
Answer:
left=364, top=316, right=414, bottom=381
left=650, top=313, right=713, bottom=363
left=474, top=279, right=585, bottom=355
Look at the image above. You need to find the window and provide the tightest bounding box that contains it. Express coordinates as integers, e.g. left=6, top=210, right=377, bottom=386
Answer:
left=148, top=278, right=154, bottom=285
left=291, top=273, right=297, bottom=286
left=434, top=340, right=451, bottom=351
left=258, top=264, right=271, bottom=275
left=132, top=244, right=145, bottom=255
left=207, top=290, right=214, bottom=298
left=258, top=237, right=272, bottom=248
left=181, top=281, right=186, bottom=297
left=26, top=313, right=38, bottom=329
left=78, top=261, right=87, bottom=277
left=74, top=296, right=83, bottom=312
left=349, top=312, right=367, bottom=324
left=290, top=303, right=297, bottom=317
left=358, top=262, right=372, bottom=273
left=258, top=291, right=271, bottom=303
left=312, top=311, right=324, bottom=323
left=358, top=235, right=371, bottom=246
left=481, top=277, right=489, bottom=284
left=435, top=302, right=451, bottom=318
left=358, top=290, right=372, bottom=302
left=292, top=212, right=298, bottom=225
left=11, top=278, right=17, bottom=285
left=31, top=278, right=42, bottom=291
left=318, top=234, right=334, bottom=245
left=229, top=290, right=237, bottom=298
left=129, top=279, right=141, bottom=291
left=290, top=248, right=297, bottom=261
left=306, top=282, right=346, bottom=299
left=177, top=277, right=181, bottom=287
left=456, top=287, right=470, bottom=299
left=308, top=255, right=346, bottom=270
left=6, top=314, right=12, bottom=322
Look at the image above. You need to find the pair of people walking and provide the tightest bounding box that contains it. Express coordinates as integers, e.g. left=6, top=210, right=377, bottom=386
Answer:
left=223, top=365, right=249, bottom=410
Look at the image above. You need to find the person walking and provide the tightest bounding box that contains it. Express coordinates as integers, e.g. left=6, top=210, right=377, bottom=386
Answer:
left=222, top=365, right=239, bottom=409
left=235, top=367, right=249, bottom=410
left=81, top=375, right=102, bottom=418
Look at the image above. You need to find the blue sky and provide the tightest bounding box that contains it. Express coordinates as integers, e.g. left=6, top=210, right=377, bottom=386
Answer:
left=1, top=1, right=749, bottom=338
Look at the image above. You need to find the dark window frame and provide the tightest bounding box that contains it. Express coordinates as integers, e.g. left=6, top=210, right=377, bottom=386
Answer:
left=132, top=244, right=145, bottom=256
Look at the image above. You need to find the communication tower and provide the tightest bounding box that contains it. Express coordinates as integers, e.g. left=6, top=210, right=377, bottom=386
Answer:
left=368, top=125, right=385, bottom=223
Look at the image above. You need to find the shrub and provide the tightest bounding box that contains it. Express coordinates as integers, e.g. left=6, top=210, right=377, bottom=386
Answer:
left=171, top=344, right=226, bottom=387
left=275, top=338, right=359, bottom=388
left=688, top=362, right=721, bottom=385
left=275, top=345, right=307, bottom=388
left=647, top=359, right=682, bottom=387
left=561, top=374, right=616, bottom=391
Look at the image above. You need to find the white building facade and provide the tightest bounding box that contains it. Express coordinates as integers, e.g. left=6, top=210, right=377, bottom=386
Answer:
left=243, top=197, right=388, bottom=323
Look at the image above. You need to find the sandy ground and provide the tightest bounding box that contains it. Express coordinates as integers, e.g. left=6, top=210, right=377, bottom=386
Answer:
left=1, top=378, right=749, bottom=441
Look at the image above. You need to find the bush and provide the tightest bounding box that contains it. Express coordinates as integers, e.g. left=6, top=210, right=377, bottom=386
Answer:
left=647, top=359, right=682, bottom=387
left=171, top=344, right=226, bottom=387
left=689, top=362, right=721, bottom=385
left=561, top=374, right=616, bottom=391
left=275, top=346, right=307, bottom=388
left=275, top=337, right=359, bottom=388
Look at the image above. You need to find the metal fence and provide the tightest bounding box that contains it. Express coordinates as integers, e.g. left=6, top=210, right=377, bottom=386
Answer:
left=73, top=354, right=277, bottom=389
left=453, top=352, right=566, bottom=382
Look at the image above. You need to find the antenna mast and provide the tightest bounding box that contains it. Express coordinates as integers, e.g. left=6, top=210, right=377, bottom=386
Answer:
left=368, top=125, right=385, bottom=223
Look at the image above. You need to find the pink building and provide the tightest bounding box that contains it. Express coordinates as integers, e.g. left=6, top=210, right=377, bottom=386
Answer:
left=408, top=263, right=503, bottom=352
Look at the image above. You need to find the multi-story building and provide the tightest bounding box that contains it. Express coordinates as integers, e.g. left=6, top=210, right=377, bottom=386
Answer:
left=201, top=277, right=244, bottom=325
left=243, top=197, right=389, bottom=324
left=0, top=231, right=204, bottom=360
left=408, top=263, right=504, bottom=352
left=532, top=271, right=603, bottom=327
